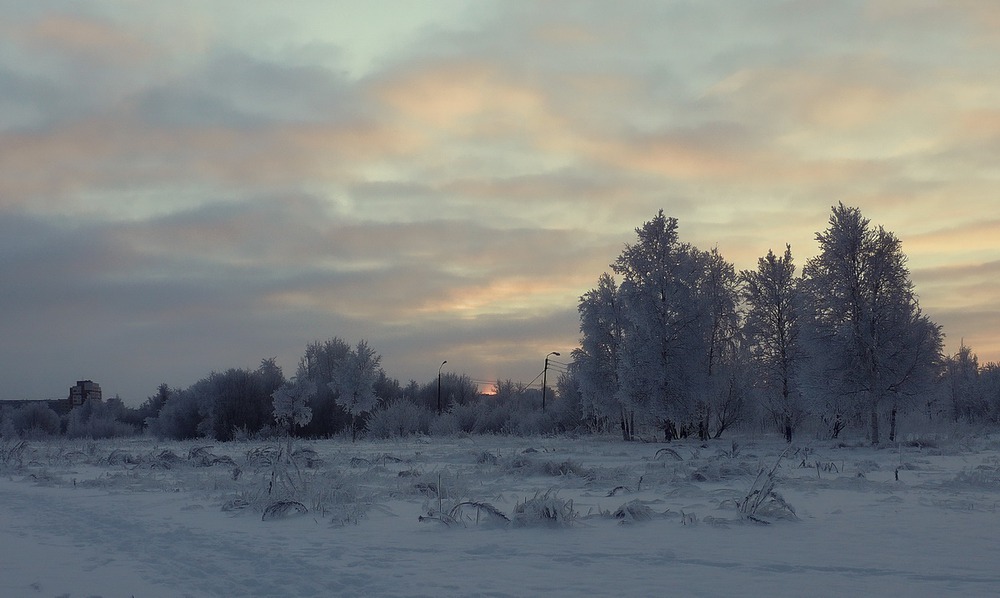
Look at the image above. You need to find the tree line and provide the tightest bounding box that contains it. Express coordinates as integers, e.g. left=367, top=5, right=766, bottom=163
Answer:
left=1, top=338, right=581, bottom=441
left=572, top=203, right=997, bottom=444
left=2, top=204, right=996, bottom=444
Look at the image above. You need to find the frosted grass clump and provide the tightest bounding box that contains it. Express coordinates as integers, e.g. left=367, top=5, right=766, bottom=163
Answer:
left=512, top=490, right=577, bottom=527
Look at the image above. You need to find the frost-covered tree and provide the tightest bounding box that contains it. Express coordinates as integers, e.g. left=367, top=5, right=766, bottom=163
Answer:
left=296, top=337, right=352, bottom=437
left=210, top=360, right=285, bottom=441
left=691, top=246, right=744, bottom=440
left=272, top=378, right=315, bottom=435
left=147, top=381, right=212, bottom=440
left=330, top=340, right=383, bottom=441
left=612, top=211, right=705, bottom=438
left=572, top=273, right=626, bottom=437
left=407, top=372, right=480, bottom=413
left=980, top=362, right=1000, bottom=423
left=272, top=378, right=314, bottom=458
left=572, top=211, right=746, bottom=440
left=742, top=245, right=804, bottom=442
left=942, top=343, right=982, bottom=423
left=802, top=203, right=943, bottom=444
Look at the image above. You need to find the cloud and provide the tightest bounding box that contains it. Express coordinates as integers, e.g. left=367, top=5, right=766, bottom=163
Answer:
left=2, top=1, right=999, bottom=400
left=12, top=13, right=153, bottom=66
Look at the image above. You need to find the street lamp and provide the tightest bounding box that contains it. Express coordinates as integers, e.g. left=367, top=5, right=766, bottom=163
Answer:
left=541, top=352, right=560, bottom=412
left=437, top=360, right=448, bottom=415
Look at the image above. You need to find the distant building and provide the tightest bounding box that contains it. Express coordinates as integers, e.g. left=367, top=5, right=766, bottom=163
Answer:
left=68, top=380, right=102, bottom=407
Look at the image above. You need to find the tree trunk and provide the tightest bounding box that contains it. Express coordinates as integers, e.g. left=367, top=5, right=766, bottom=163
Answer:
left=784, top=413, right=793, bottom=443
left=889, top=406, right=897, bottom=443
left=870, top=408, right=880, bottom=445
left=620, top=407, right=633, bottom=441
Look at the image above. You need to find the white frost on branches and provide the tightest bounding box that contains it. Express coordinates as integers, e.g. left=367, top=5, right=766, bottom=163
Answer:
left=272, top=378, right=315, bottom=433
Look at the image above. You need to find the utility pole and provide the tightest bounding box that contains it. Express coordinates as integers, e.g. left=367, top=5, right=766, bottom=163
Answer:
left=541, top=352, right=560, bottom=412
left=437, top=360, right=448, bottom=415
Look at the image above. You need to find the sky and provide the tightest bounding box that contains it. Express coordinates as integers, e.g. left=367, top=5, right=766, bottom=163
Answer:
left=1, top=1, right=998, bottom=403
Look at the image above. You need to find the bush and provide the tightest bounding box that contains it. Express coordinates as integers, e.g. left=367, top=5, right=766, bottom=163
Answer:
left=66, top=399, right=137, bottom=439
left=5, top=403, right=61, bottom=438
left=429, top=412, right=461, bottom=436
left=147, top=388, right=209, bottom=440
left=509, top=409, right=556, bottom=436
left=365, top=399, right=431, bottom=439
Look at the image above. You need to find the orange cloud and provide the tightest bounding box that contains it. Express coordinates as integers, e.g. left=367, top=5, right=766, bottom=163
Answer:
left=907, top=220, right=1000, bottom=257
left=0, top=114, right=418, bottom=213
left=415, top=275, right=584, bottom=319
left=14, top=14, right=153, bottom=65
left=375, top=62, right=547, bottom=130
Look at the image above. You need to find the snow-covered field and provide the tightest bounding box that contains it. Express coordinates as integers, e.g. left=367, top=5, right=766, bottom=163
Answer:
left=2, top=433, right=1000, bottom=598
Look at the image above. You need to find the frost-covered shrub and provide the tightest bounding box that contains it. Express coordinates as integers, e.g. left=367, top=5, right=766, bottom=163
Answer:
left=5, top=403, right=61, bottom=438
left=66, top=399, right=137, bottom=439
left=509, top=409, right=556, bottom=436
left=429, top=412, right=460, bottom=436
left=472, top=402, right=511, bottom=435
left=147, top=388, right=208, bottom=440
left=449, top=403, right=481, bottom=434
left=365, top=399, right=430, bottom=439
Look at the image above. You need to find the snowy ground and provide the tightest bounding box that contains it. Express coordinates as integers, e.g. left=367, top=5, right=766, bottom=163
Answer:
left=2, top=432, right=1000, bottom=598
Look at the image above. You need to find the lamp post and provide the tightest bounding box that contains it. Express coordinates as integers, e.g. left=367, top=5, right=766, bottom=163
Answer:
left=541, top=351, right=560, bottom=412
left=437, top=360, right=448, bottom=415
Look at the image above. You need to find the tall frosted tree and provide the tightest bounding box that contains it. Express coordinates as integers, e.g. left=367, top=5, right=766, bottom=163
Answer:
left=742, top=245, right=803, bottom=442
left=572, top=273, right=625, bottom=437
left=571, top=211, right=746, bottom=440
left=330, top=340, right=383, bottom=441
left=802, top=203, right=942, bottom=444
left=692, top=247, right=745, bottom=440
left=611, top=210, right=707, bottom=437
left=942, top=342, right=981, bottom=423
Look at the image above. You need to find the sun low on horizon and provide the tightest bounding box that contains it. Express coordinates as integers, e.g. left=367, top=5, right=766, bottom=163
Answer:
left=1, top=1, right=998, bottom=402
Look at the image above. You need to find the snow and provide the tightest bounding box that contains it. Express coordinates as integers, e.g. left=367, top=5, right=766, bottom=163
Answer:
left=3, top=434, right=1000, bottom=597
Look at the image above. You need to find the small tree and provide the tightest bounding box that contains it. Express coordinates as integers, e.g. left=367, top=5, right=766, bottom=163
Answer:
left=330, top=340, right=382, bottom=441
left=296, top=337, right=352, bottom=437
left=272, top=377, right=315, bottom=456
left=272, top=379, right=315, bottom=434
